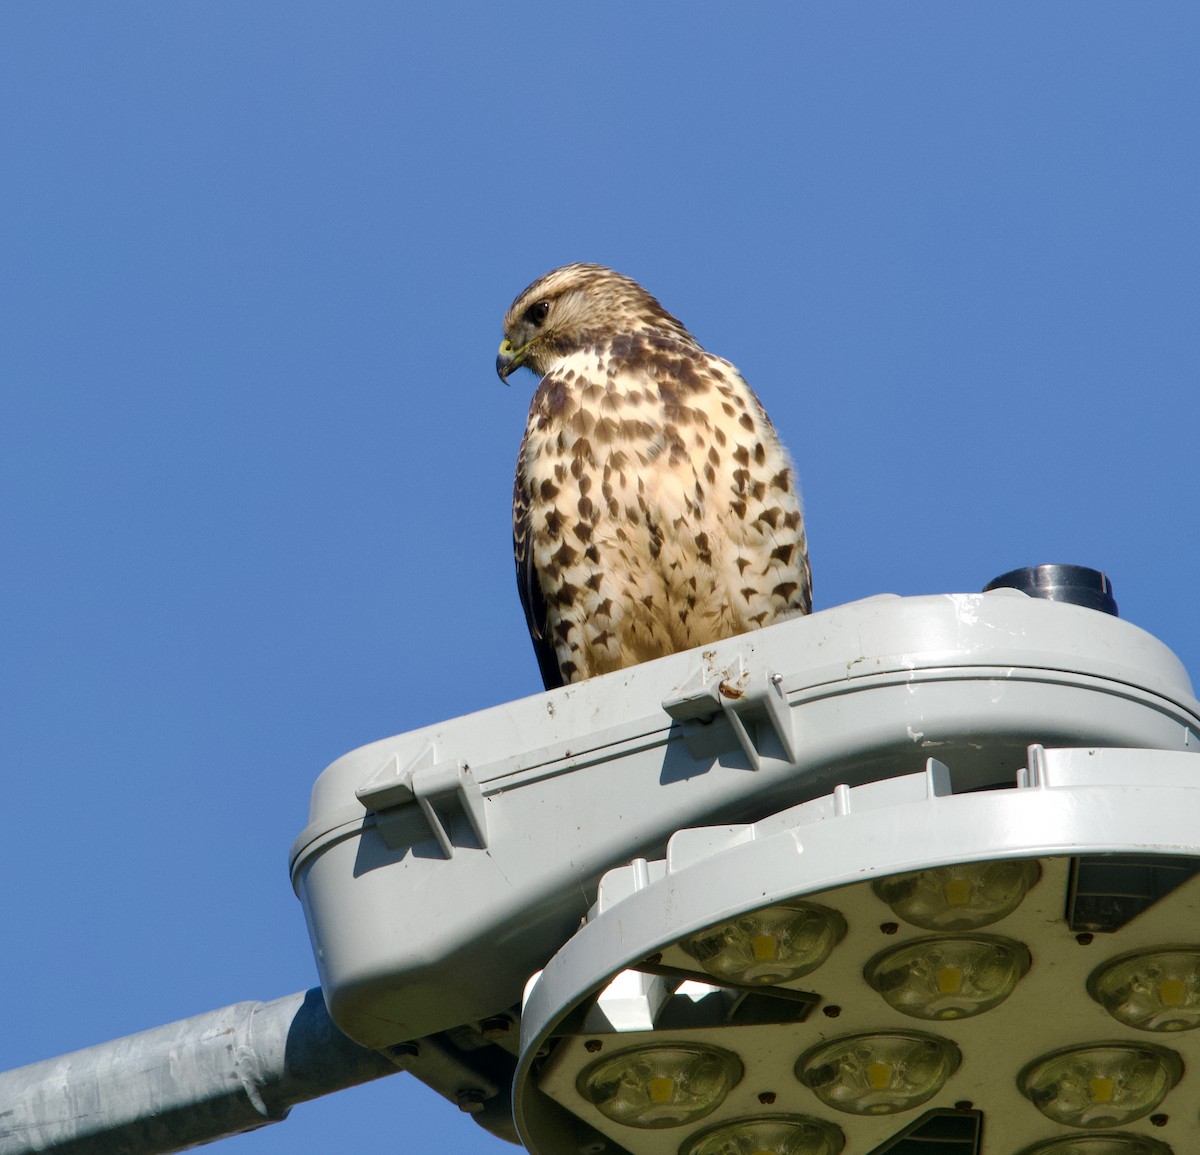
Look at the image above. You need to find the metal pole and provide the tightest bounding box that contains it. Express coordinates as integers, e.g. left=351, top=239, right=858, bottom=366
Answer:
left=0, top=989, right=399, bottom=1155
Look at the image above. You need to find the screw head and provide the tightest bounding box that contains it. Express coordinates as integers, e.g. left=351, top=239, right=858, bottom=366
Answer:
left=480, top=1015, right=512, bottom=1039
left=456, top=1089, right=487, bottom=1114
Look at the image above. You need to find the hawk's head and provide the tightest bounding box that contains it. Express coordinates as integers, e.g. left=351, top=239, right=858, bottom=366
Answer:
left=496, top=263, right=694, bottom=382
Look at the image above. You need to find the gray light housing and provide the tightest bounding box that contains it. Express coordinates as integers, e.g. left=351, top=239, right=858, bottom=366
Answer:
left=290, top=589, right=1200, bottom=1048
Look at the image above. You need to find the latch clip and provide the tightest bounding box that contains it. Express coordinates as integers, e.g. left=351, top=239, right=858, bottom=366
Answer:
left=356, top=745, right=488, bottom=856
left=663, top=660, right=799, bottom=770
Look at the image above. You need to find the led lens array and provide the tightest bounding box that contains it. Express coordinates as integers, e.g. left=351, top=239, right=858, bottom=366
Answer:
left=680, top=901, right=847, bottom=986
left=1017, top=1041, right=1182, bottom=1129
left=679, top=869, right=1036, bottom=1018
left=544, top=856, right=1200, bottom=1154
left=872, top=859, right=1041, bottom=931
left=796, top=1031, right=961, bottom=1116
left=681, top=1114, right=845, bottom=1155
left=577, top=1043, right=743, bottom=1129
left=576, top=1030, right=967, bottom=1130
left=1014, top=1136, right=1173, bottom=1155
left=1088, top=948, right=1200, bottom=1033
left=864, top=934, right=1031, bottom=1020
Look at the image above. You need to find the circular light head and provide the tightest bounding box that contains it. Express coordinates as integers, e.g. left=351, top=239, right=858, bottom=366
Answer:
left=680, top=901, right=847, bottom=985
left=864, top=934, right=1031, bottom=1019
left=872, top=858, right=1040, bottom=930
left=1017, top=1041, right=1182, bottom=1129
left=795, top=1030, right=960, bottom=1115
left=680, top=1114, right=845, bottom=1155
left=577, top=1042, right=742, bottom=1129
left=1089, top=946, right=1200, bottom=1032
left=1014, top=1135, right=1173, bottom=1155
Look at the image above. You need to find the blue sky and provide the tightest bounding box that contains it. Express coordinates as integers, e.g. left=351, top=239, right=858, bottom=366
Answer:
left=2, top=5, right=1197, bottom=1152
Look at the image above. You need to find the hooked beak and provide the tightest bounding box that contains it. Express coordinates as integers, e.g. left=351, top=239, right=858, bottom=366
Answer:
left=496, top=336, right=537, bottom=384
left=496, top=340, right=517, bottom=383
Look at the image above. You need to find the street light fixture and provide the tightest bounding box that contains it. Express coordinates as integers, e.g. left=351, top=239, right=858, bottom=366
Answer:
left=290, top=578, right=1199, bottom=1050
left=284, top=567, right=1200, bottom=1152
left=3, top=568, right=1198, bottom=1155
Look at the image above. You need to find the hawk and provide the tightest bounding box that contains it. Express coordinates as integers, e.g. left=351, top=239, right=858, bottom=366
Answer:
left=497, top=263, right=811, bottom=690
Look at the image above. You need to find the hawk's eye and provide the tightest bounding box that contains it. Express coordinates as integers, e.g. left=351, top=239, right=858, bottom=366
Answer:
left=526, top=300, right=550, bottom=327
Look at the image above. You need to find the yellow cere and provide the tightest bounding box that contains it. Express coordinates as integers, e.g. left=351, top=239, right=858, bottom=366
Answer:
left=752, top=935, right=778, bottom=961
left=944, top=879, right=972, bottom=906
left=1089, top=1076, right=1114, bottom=1103
left=647, top=1077, right=674, bottom=1104
left=937, top=967, right=963, bottom=994
left=867, top=1062, right=892, bottom=1090
left=1160, top=979, right=1186, bottom=1006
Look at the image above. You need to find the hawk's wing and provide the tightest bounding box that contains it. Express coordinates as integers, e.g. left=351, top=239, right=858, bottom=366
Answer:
left=513, top=437, right=565, bottom=691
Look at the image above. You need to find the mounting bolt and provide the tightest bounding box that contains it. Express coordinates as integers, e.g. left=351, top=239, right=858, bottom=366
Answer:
left=385, top=1042, right=419, bottom=1063
left=457, top=1089, right=487, bottom=1114
left=480, top=1014, right=512, bottom=1039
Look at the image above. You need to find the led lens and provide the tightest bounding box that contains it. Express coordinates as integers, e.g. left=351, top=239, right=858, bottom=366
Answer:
left=577, top=1043, right=742, bottom=1129
left=1014, top=1135, right=1173, bottom=1155
left=1017, top=1042, right=1182, bottom=1129
left=1089, top=947, right=1200, bottom=1032
left=680, top=901, right=847, bottom=985
left=681, top=1114, right=845, bottom=1155
left=865, top=934, right=1031, bottom=1019
left=795, top=1031, right=960, bottom=1115
left=872, top=859, right=1040, bottom=930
